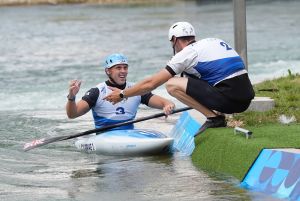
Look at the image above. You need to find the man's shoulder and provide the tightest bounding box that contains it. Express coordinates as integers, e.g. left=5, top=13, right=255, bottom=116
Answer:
left=195, top=38, right=222, bottom=45
left=82, top=86, right=100, bottom=108
left=176, top=44, right=198, bottom=59
left=84, top=87, right=99, bottom=97
left=199, top=38, right=222, bottom=42
left=195, top=38, right=235, bottom=54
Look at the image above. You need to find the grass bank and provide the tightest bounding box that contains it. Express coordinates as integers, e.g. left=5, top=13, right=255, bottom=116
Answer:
left=191, top=72, right=300, bottom=181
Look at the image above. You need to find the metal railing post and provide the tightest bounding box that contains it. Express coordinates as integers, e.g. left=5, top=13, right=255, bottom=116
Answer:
left=233, top=0, right=248, bottom=70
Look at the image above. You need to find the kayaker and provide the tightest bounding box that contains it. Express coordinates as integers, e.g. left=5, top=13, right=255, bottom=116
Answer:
left=104, top=22, right=255, bottom=134
left=66, top=53, right=175, bottom=130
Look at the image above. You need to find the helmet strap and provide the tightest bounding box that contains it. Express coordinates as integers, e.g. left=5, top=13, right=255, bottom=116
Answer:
left=108, top=77, right=117, bottom=85
left=105, top=69, right=116, bottom=85
left=172, top=38, right=177, bottom=55
left=106, top=73, right=118, bottom=85
left=105, top=69, right=126, bottom=88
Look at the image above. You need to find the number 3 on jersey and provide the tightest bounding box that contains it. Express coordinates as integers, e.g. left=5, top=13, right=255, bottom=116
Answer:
left=220, top=41, right=232, bottom=50
left=116, top=107, right=125, bottom=115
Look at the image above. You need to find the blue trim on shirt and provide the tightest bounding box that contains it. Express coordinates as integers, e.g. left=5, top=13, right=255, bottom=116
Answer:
left=194, top=56, right=245, bottom=85
left=92, top=111, right=135, bottom=130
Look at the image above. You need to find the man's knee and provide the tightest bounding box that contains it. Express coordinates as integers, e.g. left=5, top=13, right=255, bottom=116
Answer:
left=165, top=78, right=187, bottom=96
left=165, top=79, right=175, bottom=95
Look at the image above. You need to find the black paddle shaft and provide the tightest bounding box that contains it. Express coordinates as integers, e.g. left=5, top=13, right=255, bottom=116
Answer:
left=23, top=107, right=192, bottom=151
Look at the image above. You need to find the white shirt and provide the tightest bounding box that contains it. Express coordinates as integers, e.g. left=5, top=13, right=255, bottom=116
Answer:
left=167, top=38, right=247, bottom=86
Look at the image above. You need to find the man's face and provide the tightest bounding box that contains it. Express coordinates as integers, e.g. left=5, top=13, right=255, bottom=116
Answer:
left=106, top=64, right=128, bottom=85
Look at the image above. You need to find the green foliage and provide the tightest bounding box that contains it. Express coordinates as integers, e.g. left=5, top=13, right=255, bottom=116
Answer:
left=234, top=73, right=300, bottom=126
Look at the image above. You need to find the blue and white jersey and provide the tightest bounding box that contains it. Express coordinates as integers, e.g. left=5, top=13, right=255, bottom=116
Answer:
left=167, top=38, right=247, bottom=86
left=83, top=82, right=145, bottom=130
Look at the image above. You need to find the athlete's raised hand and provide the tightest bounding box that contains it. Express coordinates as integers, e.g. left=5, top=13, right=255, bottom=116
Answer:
left=68, top=80, right=82, bottom=99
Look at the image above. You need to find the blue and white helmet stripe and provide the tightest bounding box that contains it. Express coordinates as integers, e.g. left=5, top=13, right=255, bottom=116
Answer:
left=104, top=53, right=128, bottom=69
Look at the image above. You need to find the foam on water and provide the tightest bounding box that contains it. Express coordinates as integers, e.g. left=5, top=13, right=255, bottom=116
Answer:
left=249, top=59, right=300, bottom=84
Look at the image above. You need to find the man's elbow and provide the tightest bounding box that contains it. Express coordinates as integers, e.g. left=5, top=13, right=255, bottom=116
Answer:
left=66, top=112, right=77, bottom=119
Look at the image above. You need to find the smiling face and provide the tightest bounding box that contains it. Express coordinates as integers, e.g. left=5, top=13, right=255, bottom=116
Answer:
left=106, top=64, right=128, bottom=85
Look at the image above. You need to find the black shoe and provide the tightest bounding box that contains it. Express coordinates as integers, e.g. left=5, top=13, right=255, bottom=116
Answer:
left=196, top=115, right=226, bottom=135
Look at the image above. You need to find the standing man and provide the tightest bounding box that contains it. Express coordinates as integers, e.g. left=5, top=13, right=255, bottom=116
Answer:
left=66, top=53, right=175, bottom=130
left=104, top=22, right=255, bottom=133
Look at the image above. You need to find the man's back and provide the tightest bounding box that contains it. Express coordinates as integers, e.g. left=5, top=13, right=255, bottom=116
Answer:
left=191, top=38, right=245, bottom=85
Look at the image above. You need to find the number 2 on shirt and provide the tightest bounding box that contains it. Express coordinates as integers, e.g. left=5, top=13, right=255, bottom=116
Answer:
left=220, top=42, right=232, bottom=50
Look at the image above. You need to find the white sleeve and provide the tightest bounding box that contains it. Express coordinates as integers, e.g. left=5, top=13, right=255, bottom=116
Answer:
left=166, top=47, right=198, bottom=75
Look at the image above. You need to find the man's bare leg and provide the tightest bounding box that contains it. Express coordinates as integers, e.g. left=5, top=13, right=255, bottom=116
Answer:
left=165, top=77, right=217, bottom=118
left=166, top=77, right=226, bottom=134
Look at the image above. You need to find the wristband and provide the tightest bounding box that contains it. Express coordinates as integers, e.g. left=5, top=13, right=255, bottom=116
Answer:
left=67, top=95, right=76, bottom=101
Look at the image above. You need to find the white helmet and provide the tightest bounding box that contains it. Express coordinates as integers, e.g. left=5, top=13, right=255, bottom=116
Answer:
left=168, top=22, right=196, bottom=41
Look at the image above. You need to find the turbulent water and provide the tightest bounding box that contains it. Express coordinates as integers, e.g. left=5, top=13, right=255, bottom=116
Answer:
left=0, top=1, right=299, bottom=200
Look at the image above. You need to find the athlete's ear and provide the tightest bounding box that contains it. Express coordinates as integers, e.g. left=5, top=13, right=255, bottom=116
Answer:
left=105, top=69, right=110, bottom=75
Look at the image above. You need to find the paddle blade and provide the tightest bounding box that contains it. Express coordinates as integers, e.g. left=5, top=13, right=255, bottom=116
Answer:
left=23, top=136, right=67, bottom=151
left=169, top=111, right=202, bottom=155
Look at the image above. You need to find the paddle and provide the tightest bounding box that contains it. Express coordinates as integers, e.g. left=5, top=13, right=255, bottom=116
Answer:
left=23, top=107, right=192, bottom=152
left=169, top=110, right=203, bottom=155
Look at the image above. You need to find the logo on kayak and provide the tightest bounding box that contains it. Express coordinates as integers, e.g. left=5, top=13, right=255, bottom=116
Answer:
left=80, top=143, right=96, bottom=152
left=126, top=144, right=137, bottom=148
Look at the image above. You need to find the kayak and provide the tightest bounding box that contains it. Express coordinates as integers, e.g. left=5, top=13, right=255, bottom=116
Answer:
left=74, top=129, right=174, bottom=156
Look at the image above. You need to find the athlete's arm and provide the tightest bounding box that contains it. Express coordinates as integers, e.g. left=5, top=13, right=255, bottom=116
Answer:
left=128, top=69, right=172, bottom=95
left=147, top=95, right=175, bottom=115
left=66, top=100, right=90, bottom=119
left=66, top=81, right=97, bottom=119
left=104, top=69, right=173, bottom=104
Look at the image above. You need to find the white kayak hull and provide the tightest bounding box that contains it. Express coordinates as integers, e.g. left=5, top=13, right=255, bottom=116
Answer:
left=74, top=129, right=174, bottom=156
